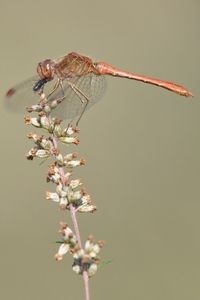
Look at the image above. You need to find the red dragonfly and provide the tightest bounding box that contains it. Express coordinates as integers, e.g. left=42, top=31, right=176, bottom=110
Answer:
left=5, top=52, right=192, bottom=123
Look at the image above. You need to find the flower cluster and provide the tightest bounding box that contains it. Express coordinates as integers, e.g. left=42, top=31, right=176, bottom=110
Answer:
left=55, top=223, right=104, bottom=277
left=46, top=162, right=96, bottom=213
left=25, top=92, right=103, bottom=277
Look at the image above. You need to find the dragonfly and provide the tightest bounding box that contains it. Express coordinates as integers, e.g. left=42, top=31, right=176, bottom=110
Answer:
left=5, top=52, right=193, bottom=124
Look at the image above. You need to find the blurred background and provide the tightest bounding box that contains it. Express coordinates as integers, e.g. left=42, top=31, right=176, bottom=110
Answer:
left=0, top=1, right=200, bottom=299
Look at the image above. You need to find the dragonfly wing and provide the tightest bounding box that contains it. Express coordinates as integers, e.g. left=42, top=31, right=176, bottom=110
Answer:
left=48, top=74, right=106, bottom=121
left=5, top=76, right=61, bottom=113
left=5, top=76, right=40, bottom=113
left=5, top=73, right=106, bottom=122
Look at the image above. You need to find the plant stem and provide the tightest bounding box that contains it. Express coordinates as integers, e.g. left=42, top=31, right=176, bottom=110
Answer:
left=52, top=135, right=90, bottom=300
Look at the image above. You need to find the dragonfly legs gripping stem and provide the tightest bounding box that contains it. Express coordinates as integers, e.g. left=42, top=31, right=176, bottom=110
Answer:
left=68, top=82, right=90, bottom=126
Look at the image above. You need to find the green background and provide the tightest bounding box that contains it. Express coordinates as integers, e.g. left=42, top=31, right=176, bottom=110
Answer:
left=0, top=1, right=199, bottom=299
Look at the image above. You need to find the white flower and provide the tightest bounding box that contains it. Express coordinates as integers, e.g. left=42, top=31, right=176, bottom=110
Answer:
left=77, top=204, right=97, bottom=213
left=55, top=243, right=70, bottom=261
left=46, top=191, right=60, bottom=202
left=88, top=263, right=98, bottom=277
left=72, top=265, right=81, bottom=274
left=35, top=149, right=50, bottom=158
left=66, top=159, right=85, bottom=168
left=59, top=136, right=79, bottom=145
left=69, top=179, right=82, bottom=189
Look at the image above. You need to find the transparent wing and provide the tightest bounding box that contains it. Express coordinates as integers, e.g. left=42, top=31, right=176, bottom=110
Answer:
left=5, top=74, right=106, bottom=121
left=5, top=76, right=40, bottom=113
left=5, top=76, right=64, bottom=112
left=48, top=74, right=106, bottom=121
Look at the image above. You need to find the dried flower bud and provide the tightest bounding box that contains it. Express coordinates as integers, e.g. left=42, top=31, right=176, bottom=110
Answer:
left=55, top=153, right=64, bottom=166
left=59, top=197, right=69, bottom=209
left=25, top=116, right=41, bottom=127
left=63, top=125, right=79, bottom=136
left=87, top=263, right=98, bottom=277
left=66, top=158, right=85, bottom=168
left=46, top=191, right=60, bottom=202
left=72, top=265, right=81, bottom=274
left=77, top=204, right=97, bottom=213
left=40, top=115, right=51, bottom=130
left=35, top=149, right=50, bottom=158
left=55, top=244, right=70, bottom=261
left=54, top=123, right=63, bottom=137
left=64, top=152, right=78, bottom=161
left=69, top=179, right=82, bottom=189
left=58, top=136, right=79, bottom=145
left=26, top=104, right=43, bottom=113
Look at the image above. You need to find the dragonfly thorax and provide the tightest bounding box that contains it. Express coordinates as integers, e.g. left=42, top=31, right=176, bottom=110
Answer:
left=53, top=52, right=100, bottom=79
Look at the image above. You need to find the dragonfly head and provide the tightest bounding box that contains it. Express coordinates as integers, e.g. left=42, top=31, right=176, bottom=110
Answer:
left=37, top=59, right=55, bottom=81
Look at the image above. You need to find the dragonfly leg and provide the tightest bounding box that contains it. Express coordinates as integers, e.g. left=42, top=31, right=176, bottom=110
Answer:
left=47, top=79, right=62, bottom=99
left=44, top=80, right=67, bottom=116
left=68, top=82, right=90, bottom=126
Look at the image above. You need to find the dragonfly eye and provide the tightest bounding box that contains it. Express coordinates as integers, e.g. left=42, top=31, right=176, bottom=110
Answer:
left=37, top=59, right=54, bottom=81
